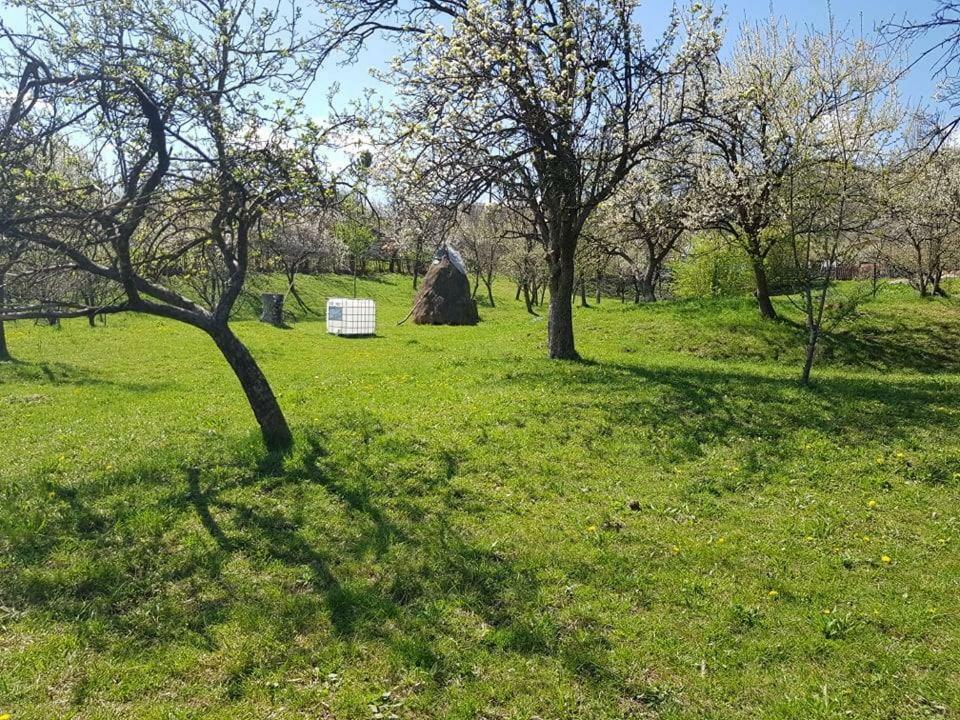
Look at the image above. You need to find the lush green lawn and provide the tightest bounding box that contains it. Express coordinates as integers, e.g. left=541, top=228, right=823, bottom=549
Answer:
left=1, top=275, right=959, bottom=719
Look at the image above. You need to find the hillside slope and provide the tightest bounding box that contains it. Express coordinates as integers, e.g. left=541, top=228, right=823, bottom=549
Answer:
left=1, top=275, right=958, bottom=719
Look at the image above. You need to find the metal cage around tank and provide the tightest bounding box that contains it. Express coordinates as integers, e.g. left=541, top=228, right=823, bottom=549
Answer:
left=325, top=298, right=376, bottom=336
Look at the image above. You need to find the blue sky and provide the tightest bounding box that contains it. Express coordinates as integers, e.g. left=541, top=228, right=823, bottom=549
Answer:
left=3, top=1, right=949, bottom=121
left=310, top=0, right=947, bottom=118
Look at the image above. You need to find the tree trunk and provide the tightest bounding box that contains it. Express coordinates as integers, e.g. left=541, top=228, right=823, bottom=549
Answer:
left=595, top=269, right=602, bottom=304
left=485, top=278, right=496, bottom=308
left=547, top=245, right=579, bottom=360
left=515, top=282, right=522, bottom=301
left=209, top=325, right=292, bottom=451
left=933, top=268, right=948, bottom=297
left=578, top=273, right=589, bottom=308
left=801, top=325, right=819, bottom=386
left=521, top=282, right=533, bottom=314
left=637, top=265, right=657, bottom=303
left=0, top=275, right=9, bottom=361
left=750, top=256, right=778, bottom=320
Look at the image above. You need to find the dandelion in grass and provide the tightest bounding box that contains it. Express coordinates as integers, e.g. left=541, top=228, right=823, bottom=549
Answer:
left=767, top=590, right=779, bottom=599
left=881, top=555, right=892, bottom=564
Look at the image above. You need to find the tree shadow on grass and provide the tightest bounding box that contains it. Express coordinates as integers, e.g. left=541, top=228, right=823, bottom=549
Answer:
left=0, top=424, right=634, bottom=704
left=622, top=296, right=960, bottom=374
left=824, top=319, right=960, bottom=373
left=499, top=357, right=960, bottom=468
left=0, top=359, right=174, bottom=392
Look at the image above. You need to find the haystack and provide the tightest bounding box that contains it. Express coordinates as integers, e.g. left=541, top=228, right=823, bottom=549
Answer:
left=412, top=244, right=480, bottom=325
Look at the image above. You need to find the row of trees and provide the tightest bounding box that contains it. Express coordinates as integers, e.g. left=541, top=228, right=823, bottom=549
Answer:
left=3, top=0, right=960, bottom=446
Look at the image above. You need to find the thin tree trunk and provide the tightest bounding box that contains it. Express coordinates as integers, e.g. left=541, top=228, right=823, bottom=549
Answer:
left=515, top=282, right=522, bottom=301
left=933, top=267, right=948, bottom=297
left=522, top=282, right=537, bottom=315
left=801, top=324, right=818, bottom=386
left=209, top=325, right=292, bottom=451
left=0, top=273, right=9, bottom=361
left=595, top=268, right=602, bottom=304
left=578, top=273, right=589, bottom=308
left=484, top=276, right=495, bottom=308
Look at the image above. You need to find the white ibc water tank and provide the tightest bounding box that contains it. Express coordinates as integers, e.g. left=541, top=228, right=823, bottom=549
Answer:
left=326, top=298, right=376, bottom=336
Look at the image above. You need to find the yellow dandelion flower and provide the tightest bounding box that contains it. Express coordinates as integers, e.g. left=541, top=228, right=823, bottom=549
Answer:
left=875, top=457, right=885, bottom=465
left=767, top=590, right=779, bottom=598
left=862, top=535, right=870, bottom=541
left=868, top=499, right=877, bottom=508
left=671, top=545, right=680, bottom=553
left=804, top=535, right=814, bottom=541
left=586, top=525, right=597, bottom=532
left=881, top=555, right=892, bottom=564
left=0, top=713, right=12, bottom=720
left=822, top=608, right=831, bottom=615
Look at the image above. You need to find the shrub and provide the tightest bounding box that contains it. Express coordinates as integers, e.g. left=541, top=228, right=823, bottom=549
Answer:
left=671, top=230, right=801, bottom=299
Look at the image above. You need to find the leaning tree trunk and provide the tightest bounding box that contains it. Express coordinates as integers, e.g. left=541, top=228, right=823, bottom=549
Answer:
left=547, top=236, right=579, bottom=360
left=750, top=255, right=778, bottom=320
left=209, top=324, right=292, bottom=451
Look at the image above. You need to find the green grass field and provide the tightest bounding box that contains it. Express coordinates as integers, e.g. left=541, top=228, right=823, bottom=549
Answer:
left=2, top=275, right=959, bottom=719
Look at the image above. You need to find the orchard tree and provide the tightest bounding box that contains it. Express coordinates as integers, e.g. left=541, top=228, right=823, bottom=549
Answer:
left=458, top=204, right=511, bottom=307
left=386, top=179, right=459, bottom=289
left=599, top=141, right=696, bottom=302
left=501, top=203, right=548, bottom=314
left=334, top=199, right=376, bottom=297
left=781, top=25, right=897, bottom=385
left=877, top=146, right=960, bottom=298
left=695, top=18, right=827, bottom=319
left=0, top=0, right=331, bottom=450
left=260, top=210, right=343, bottom=316
left=337, top=0, right=720, bottom=358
